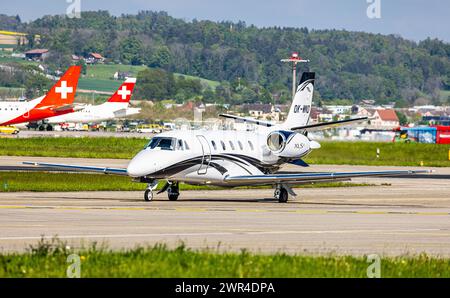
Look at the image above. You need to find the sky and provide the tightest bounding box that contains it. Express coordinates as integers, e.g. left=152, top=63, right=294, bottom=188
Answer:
left=0, top=0, right=449, bottom=42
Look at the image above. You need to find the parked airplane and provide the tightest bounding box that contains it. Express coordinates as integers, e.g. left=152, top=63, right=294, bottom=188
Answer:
left=0, top=66, right=81, bottom=126
left=47, top=78, right=140, bottom=124
left=26, top=72, right=430, bottom=203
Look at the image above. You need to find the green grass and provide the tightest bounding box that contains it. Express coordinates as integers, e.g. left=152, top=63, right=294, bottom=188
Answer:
left=0, top=172, right=372, bottom=192
left=304, top=141, right=450, bottom=167
left=85, top=64, right=146, bottom=80
left=0, top=239, right=448, bottom=277
left=174, top=73, right=220, bottom=89
left=78, top=78, right=122, bottom=93
left=440, top=90, right=450, bottom=100
left=0, top=137, right=146, bottom=159
left=0, top=55, right=39, bottom=66
left=1, top=138, right=449, bottom=167
left=83, top=64, right=220, bottom=91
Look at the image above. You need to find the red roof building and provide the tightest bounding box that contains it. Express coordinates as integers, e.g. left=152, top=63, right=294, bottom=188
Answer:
left=85, top=52, right=105, bottom=64
left=25, top=49, right=49, bottom=60
left=371, top=109, right=399, bottom=129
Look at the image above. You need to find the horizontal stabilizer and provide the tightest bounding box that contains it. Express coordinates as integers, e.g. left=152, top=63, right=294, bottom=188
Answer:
left=50, top=104, right=76, bottom=113
left=23, top=162, right=128, bottom=176
left=291, top=117, right=369, bottom=132
left=219, top=114, right=274, bottom=127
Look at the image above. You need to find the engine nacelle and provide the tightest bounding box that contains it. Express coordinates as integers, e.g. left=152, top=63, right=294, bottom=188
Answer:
left=266, top=130, right=311, bottom=158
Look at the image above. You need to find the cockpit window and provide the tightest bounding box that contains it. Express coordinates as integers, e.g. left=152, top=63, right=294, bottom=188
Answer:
left=145, top=137, right=176, bottom=151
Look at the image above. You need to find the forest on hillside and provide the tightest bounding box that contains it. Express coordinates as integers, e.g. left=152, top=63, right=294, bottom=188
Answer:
left=1, top=11, right=449, bottom=105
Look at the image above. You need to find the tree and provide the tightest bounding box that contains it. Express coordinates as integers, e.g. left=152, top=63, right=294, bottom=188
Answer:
left=148, top=46, right=172, bottom=69
left=396, top=111, right=408, bottom=126
left=120, top=36, right=144, bottom=65
left=76, top=59, right=87, bottom=75
left=135, top=68, right=176, bottom=100
left=202, top=87, right=215, bottom=103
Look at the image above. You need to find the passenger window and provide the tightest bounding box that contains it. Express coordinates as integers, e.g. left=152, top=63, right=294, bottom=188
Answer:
left=238, top=141, right=243, bottom=150
left=248, top=141, right=254, bottom=151
left=229, top=141, right=235, bottom=150
left=221, top=141, right=226, bottom=150
left=184, top=141, right=190, bottom=150
left=211, top=141, right=217, bottom=150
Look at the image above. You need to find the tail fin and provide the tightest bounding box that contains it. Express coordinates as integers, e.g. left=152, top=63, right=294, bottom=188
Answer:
left=107, top=78, right=136, bottom=103
left=283, top=72, right=315, bottom=130
left=36, top=66, right=81, bottom=108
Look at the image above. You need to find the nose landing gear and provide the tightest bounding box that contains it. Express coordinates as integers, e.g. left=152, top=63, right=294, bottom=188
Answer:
left=144, top=180, right=158, bottom=202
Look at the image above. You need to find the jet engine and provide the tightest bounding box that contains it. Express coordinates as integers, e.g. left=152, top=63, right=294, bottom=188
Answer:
left=266, top=130, right=311, bottom=158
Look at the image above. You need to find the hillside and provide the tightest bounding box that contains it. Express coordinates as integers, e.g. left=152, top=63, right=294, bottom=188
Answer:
left=1, top=11, right=449, bottom=105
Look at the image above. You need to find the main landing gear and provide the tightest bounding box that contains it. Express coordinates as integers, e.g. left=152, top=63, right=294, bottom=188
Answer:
left=274, top=184, right=296, bottom=203
left=143, top=180, right=180, bottom=202
left=167, top=183, right=180, bottom=201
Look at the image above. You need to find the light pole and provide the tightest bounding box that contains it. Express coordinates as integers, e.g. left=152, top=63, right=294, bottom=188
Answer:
left=281, top=52, right=310, bottom=99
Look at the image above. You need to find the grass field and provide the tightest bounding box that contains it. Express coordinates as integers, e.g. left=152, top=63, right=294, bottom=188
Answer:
left=84, top=64, right=220, bottom=91
left=440, top=90, right=450, bottom=101
left=78, top=77, right=123, bottom=93
left=0, top=172, right=372, bottom=192
left=0, top=239, right=448, bottom=277
left=304, top=141, right=450, bottom=167
left=0, top=137, right=146, bottom=159
left=0, top=138, right=449, bottom=167
left=85, top=64, right=147, bottom=80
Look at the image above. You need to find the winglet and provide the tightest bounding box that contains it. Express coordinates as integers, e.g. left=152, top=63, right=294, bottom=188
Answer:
left=107, top=78, right=137, bottom=103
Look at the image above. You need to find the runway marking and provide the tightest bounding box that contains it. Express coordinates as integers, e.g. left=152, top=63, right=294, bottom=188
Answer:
left=0, top=229, right=443, bottom=241
left=0, top=205, right=449, bottom=216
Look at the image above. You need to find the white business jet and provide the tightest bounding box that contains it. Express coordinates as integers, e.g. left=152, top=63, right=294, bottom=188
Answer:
left=25, top=72, right=430, bottom=203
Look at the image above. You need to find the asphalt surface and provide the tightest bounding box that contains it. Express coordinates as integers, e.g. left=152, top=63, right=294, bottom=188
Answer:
left=0, top=169, right=449, bottom=256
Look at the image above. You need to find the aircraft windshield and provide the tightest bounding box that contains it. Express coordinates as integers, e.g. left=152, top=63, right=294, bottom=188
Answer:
left=145, top=137, right=176, bottom=151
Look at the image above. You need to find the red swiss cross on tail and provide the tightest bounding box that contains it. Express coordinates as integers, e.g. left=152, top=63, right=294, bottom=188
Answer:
left=108, top=78, right=136, bottom=103
left=35, top=65, right=81, bottom=109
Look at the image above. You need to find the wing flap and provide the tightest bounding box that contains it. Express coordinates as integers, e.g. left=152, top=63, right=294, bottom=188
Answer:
left=224, top=170, right=432, bottom=184
left=23, top=162, right=128, bottom=176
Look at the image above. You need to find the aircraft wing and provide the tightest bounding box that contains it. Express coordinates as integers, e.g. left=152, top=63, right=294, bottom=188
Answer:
left=219, top=114, right=274, bottom=127
left=291, top=117, right=369, bottom=132
left=224, top=170, right=432, bottom=185
left=23, top=162, right=128, bottom=176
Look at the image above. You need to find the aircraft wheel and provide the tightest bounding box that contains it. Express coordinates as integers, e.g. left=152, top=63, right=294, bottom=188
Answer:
left=168, top=193, right=179, bottom=201
left=275, top=187, right=288, bottom=203
left=168, top=183, right=179, bottom=201
left=144, top=189, right=153, bottom=201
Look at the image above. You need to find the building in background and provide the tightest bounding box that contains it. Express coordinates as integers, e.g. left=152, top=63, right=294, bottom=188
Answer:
left=25, top=49, right=49, bottom=61
left=370, top=109, right=399, bottom=129
left=86, top=52, right=104, bottom=64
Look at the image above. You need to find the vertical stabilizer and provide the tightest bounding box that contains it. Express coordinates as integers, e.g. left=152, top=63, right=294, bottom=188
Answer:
left=283, top=72, right=315, bottom=130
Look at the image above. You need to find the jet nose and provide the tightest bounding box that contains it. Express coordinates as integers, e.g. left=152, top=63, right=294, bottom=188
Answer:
left=127, top=150, right=154, bottom=177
